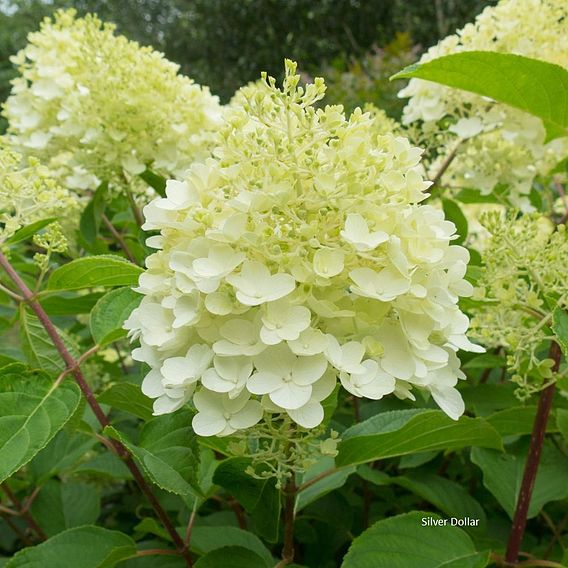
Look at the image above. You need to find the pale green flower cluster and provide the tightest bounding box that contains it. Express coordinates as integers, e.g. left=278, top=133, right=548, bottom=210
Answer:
left=0, top=143, right=77, bottom=244
left=470, top=211, right=568, bottom=397
left=125, top=61, right=483, bottom=436
left=2, top=9, right=222, bottom=194
left=399, top=0, right=568, bottom=210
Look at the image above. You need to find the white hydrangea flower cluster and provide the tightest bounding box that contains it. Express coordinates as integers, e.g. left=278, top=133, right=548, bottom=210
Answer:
left=399, top=0, right=568, bottom=210
left=125, top=61, right=483, bottom=437
left=0, top=142, right=77, bottom=244
left=2, top=9, right=222, bottom=194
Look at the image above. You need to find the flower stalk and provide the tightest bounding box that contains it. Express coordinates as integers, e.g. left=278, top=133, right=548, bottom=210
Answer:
left=505, top=341, right=562, bottom=564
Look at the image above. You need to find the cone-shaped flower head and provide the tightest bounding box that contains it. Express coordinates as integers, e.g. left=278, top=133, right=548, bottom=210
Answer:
left=2, top=9, right=222, bottom=194
left=399, top=0, right=568, bottom=210
left=125, top=60, right=483, bottom=435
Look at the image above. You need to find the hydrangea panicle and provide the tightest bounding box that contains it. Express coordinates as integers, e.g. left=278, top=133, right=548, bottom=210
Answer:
left=125, top=60, right=483, bottom=437
left=399, top=0, right=568, bottom=210
left=3, top=9, right=222, bottom=195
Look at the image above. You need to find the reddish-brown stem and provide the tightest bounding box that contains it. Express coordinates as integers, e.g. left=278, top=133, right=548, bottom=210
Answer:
left=0, top=251, right=192, bottom=567
left=279, top=476, right=297, bottom=566
left=102, top=214, right=138, bottom=265
left=227, top=497, right=247, bottom=530
left=428, top=140, right=462, bottom=195
left=0, top=511, right=33, bottom=546
left=1, top=484, right=46, bottom=541
left=505, top=341, right=562, bottom=564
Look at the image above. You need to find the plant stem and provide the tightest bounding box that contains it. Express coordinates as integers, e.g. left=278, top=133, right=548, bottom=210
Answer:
left=0, top=511, right=32, bottom=546
left=124, top=185, right=144, bottom=227
left=428, top=140, right=462, bottom=195
left=505, top=341, right=562, bottom=564
left=279, top=475, right=297, bottom=566
left=0, top=251, right=192, bottom=567
left=101, top=214, right=138, bottom=265
left=1, top=484, right=46, bottom=541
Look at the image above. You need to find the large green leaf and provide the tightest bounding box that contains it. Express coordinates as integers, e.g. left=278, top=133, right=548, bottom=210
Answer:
left=0, top=376, right=81, bottom=483
left=336, top=410, right=502, bottom=467
left=47, top=256, right=142, bottom=291
left=486, top=406, right=558, bottom=436
left=40, top=292, right=105, bottom=316
left=20, top=310, right=80, bottom=373
left=30, top=479, right=100, bottom=537
left=189, top=527, right=274, bottom=567
left=341, top=512, right=489, bottom=568
left=98, top=383, right=153, bottom=422
left=194, top=547, right=267, bottom=568
left=296, top=457, right=356, bottom=512
left=90, top=287, right=141, bottom=346
left=392, top=51, right=568, bottom=142
left=6, top=525, right=136, bottom=568
left=391, top=473, right=486, bottom=531
left=471, top=441, right=568, bottom=519
left=104, top=409, right=201, bottom=497
left=213, top=457, right=281, bottom=542
left=29, top=430, right=97, bottom=483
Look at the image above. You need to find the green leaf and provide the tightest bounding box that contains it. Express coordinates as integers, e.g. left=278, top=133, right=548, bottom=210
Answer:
left=6, top=525, right=136, bottom=568
left=80, top=182, right=109, bottom=245
left=98, top=383, right=153, bottom=421
left=471, top=442, right=568, bottom=519
left=104, top=409, right=201, bottom=497
left=47, top=256, right=142, bottom=291
left=0, top=377, right=81, bottom=483
left=194, top=546, right=268, bottom=568
left=74, top=452, right=132, bottom=480
left=392, top=51, right=568, bottom=142
left=552, top=307, right=568, bottom=357
left=462, top=354, right=505, bottom=370
left=336, top=410, right=502, bottom=467
left=296, top=457, right=355, bottom=512
left=487, top=406, right=558, bottom=436
left=29, top=430, right=96, bottom=483
left=30, top=479, right=100, bottom=537
left=442, top=199, right=468, bottom=245
left=20, top=310, right=80, bottom=373
left=341, top=512, right=489, bottom=568
left=90, top=287, right=141, bottom=346
left=557, top=409, right=568, bottom=442
left=213, top=457, right=281, bottom=542
left=189, top=527, right=274, bottom=567
left=139, top=169, right=166, bottom=197
left=40, top=292, right=105, bottom=316
left=392, top=473, right=486, bottom=531
left=461, top=383, right=518, bottom=416
left=6, top=218, right=57, bottom=245
left=133, top=518, right=171, bottom=542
